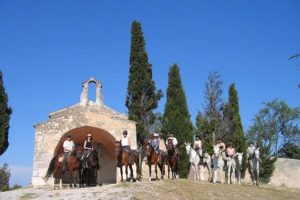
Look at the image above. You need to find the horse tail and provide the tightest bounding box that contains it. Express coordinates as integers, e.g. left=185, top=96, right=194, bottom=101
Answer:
left=44, top=156, right=56, bottom=181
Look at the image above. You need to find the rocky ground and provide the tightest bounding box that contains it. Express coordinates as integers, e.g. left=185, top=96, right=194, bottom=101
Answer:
left=1, top=179, right=300, bottom=200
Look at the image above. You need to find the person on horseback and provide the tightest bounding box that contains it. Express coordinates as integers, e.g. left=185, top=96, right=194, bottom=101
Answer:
left=217, top=138, right=226, bottom=152
left=226, top=143, right=236, bottom=158
left=81, top=133, right=94, bottom=165
left=151, top=133, right=160, bottom=154
left=121, top=130, right=131, bottom=152
left=165, top=133, right=178, bottom=148
left=62, top=133, right=75, bottom=173
left=193, top=135, right=203, bottom=157
left=247, top=141, right=256, bottom=160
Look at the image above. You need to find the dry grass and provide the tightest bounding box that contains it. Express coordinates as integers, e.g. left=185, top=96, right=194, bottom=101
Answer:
left=131, top=179, right=300, bottom=200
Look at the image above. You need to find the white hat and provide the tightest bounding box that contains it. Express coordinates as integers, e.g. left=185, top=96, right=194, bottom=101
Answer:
left=153, top=133, right=159, bottom=137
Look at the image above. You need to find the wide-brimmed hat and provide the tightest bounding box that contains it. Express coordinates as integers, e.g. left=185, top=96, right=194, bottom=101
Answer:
left=153, top=133, right=159, bottom=137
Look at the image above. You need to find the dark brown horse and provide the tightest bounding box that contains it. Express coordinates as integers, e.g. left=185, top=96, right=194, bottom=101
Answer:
left=80, top=143, right=102, bottom=187
left=166, top=140, right=177, bottom=179
left=45, top=146, right=83, bottom=188
left=144, top=141, right=166, bottom=181
left=115, top=141, right=141, bottom=182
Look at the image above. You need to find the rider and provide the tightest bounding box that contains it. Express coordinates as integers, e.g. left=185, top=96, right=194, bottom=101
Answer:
left=62, top=133, right=75, bottom=173
left=226, top=143, right=236, bottom=158
left=247, top=141, right=256, bottom=160
left=165, top=133, right=178, bottom=149
left=81, top=133, right=94, bottom=162
left=151, top=133, right=160, bottom=154
left=121, top=130, right=131, bottom=152
left=217, top=138, right=226, bottom=152
left=193, top=135, right=203, bottom=157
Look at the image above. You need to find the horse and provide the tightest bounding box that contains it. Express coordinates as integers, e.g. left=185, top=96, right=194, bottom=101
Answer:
left=45, top=145, right=83, bottom=189
left=185, top=143, right=201, bottom=180
left=115, top=141, right=141, bottom=182
left=234, top=152, right=243, bottom=184
left=166, top=140, right=177, bottom=179
left=202, top=152, right=212, bottom=181
left=80, top=143, right=102, bottom=187
left=248, top=147, right=260, bottom=186
left=144, top=141, right=166, bottom=181
left=212, top=145, right=225, bottom=184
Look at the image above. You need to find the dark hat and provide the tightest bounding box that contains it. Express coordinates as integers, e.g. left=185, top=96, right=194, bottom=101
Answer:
left=248, top=141, right=254, bottom=144
left=123, top=130, right=128, bottom=135
left=66, top=133, right=71, bottom=138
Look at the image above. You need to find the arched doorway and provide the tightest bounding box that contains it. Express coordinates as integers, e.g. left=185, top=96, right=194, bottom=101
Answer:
left=54, top=126, right=116, bottom=184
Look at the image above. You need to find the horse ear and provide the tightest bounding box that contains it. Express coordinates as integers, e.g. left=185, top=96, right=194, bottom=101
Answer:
left=241, top=152, right=244, bottom=155
left=256, top=147, right=260, bottom=151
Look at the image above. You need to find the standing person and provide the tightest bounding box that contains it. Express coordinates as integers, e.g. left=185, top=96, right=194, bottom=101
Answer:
left=62, top=133, right=75, bottom=173
left=121, top=130, right=131, bottom=152
left=193, top=135, right=203, bottom=157
left=81, top=133, right=94, bottom=161
left=151, top=133, right=160, bottom=154
left=226, top=143, right=236, bottom=158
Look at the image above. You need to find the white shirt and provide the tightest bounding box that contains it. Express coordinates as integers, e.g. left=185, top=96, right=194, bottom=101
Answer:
left=121, top=137, right=130, bottom=146
left=165, top=137, right=178, bottom=146
left=63, top=140, right=75, bottom=152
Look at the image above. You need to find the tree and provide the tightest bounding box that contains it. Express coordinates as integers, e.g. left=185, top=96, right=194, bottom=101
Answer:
left=126, top=21, right=162, bottom=145
left=203, top=71, right=224, bottom=143
left=289, top=53, right=300, bottom=88
left=247, top=99, right=300, bottom=182
left=223, top=84, right=247, bottom=171
left=195, top=112, right=213, bottom=155
left=0, top=163, right=10, bottom=191
left=0, top=70, right=12, bottom=156
left=162, top=65, right=193, bottom=178
left=278, top=143, right=300, bottom=159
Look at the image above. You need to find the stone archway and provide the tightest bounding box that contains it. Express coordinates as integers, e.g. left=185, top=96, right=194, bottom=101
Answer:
left=55, top=126, right=117, bottom=184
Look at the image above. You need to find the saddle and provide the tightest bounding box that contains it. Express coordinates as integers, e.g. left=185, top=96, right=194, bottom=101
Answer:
left=123, top=146, right=131, bottom=153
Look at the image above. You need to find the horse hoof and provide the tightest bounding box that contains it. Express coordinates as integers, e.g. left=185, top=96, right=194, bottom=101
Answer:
left=148, top=177, right=151, bottom=181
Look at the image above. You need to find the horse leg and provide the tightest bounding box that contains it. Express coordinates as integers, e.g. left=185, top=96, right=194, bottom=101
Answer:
left=232, top=165, right=236, bottom=184
left=148, top=164, right=152, bottom=181
left=256, top=169, right=260, bottom=186
left=155, top=163, right=158, bottom=180
left=227, top=164, right=231, bottom=184
left=125, top=165, right=129, bottom=181
left=120, top=166, right=123, bottom=182
left=129, top=164, right=133, bottom=182
left=168, top=164, right=170, bottom=179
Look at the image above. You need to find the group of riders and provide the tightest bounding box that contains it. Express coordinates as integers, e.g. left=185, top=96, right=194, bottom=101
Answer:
left=60, top=130, right=258, bottom=182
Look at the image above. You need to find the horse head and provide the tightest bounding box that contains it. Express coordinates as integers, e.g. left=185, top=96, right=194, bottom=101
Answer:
left=75, top=145, right=84, bottom=159
left=185, top=143, right=192, bottom=154
left=213, top=145, right=220, bottom=157
left=115, top=141, right=122, bottom=158
left=144, top=141, right=152, bottom=157
left=254, top=148, right=260, bottom=160
left=235, top=152, right=243, bottom=166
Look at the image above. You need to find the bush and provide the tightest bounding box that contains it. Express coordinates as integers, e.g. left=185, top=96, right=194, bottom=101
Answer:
left=0, top=163, right=10, bottom=191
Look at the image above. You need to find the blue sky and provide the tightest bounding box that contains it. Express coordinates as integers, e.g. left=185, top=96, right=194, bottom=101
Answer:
left=0, top=0, right=299, bottom=186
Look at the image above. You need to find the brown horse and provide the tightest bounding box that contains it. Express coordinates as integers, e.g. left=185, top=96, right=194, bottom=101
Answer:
left=144, top=141, right=166, bottom=181
left=45, top=146, right=83, bottom=188
left=115, top=141, right=141, bottom=182
left=81, top=143, right=102, bottom=187
left=166, top=140, right=177, bottom=179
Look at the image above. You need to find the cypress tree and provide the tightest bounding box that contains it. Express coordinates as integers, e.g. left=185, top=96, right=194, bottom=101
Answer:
left=195, top=112, right=214, bottom=155
left=0, top=70, right=12, bottom=156
left=162, top=64, right=193, bottom=178
left=126, top=21, right=162, bottom=145
left=224, top=84, right=247, bottom=171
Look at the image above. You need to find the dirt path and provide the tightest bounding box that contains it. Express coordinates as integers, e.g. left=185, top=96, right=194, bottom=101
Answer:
left=1, top=179, right=299, bottom=200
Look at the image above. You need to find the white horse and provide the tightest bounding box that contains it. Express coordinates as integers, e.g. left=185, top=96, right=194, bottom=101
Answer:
left=249, top=148, right=260, bottom=186
left=226, top=152, right=243, bottom=184
left=185, top=143, right=200, bottom=180
left=235, top=152, right=243, bottom=184
left=202, top=152, right=212, bottom=181
left=212, top=145, right=225, bottom=183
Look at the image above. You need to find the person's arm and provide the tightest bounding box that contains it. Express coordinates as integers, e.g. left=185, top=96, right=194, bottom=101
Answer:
left=71, top=141, right=75, bottom=151
left=83, top=140, right=87, bottom=149
left=128, top=138, right=131, bottom=146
